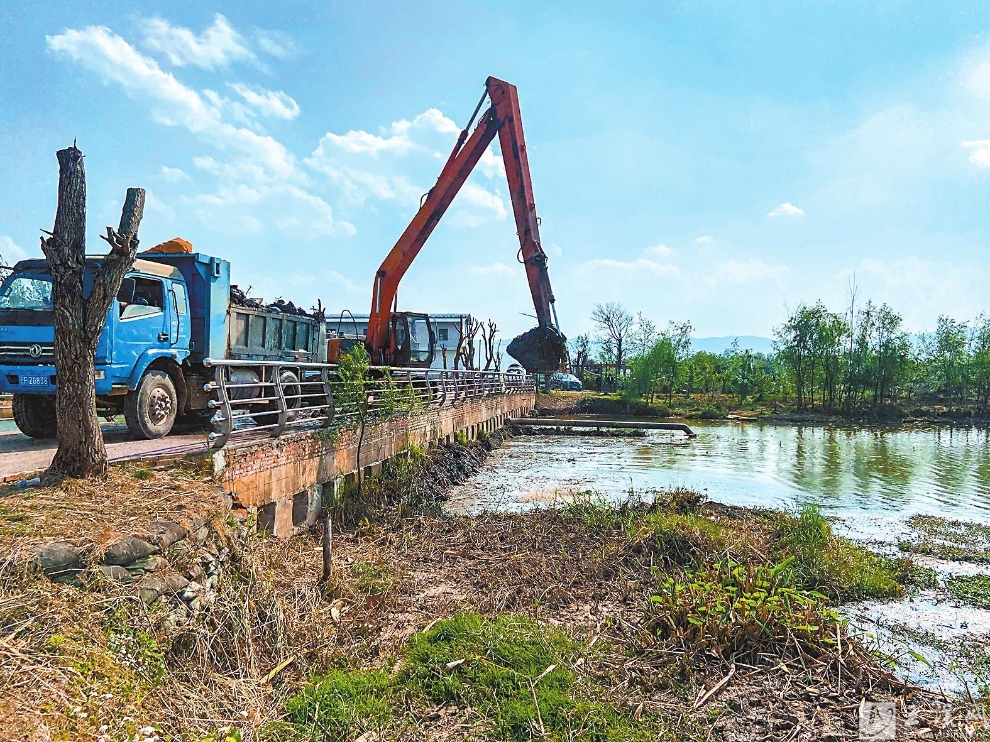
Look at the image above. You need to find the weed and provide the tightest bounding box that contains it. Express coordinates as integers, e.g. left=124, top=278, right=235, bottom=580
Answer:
left=133, top=468, right=153, bottom=481
left=906, top=564, right=939, bottom=591
left=947, top=575, right=990, bottom=609
left=647, top=558, right=841, bottom=660
left=350, top=560, right=393, bottom=594
left=898, top=515, right=990, bottom=564
left=698, top=406, right=726, bottom=420
left=643, top=510, right=730, bottom=566
left=773, top=505, right=906, bottom=601
left=558, top=491, right=634, bottom=530
left=454, top=430, right=470, bottom=446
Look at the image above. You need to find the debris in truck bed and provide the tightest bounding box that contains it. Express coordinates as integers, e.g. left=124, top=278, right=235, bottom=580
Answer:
left=229, top=285, right=317, bottom=318
left=507, top=325, right=568, bottom=373
left=229, top=284, right=263, bottom=309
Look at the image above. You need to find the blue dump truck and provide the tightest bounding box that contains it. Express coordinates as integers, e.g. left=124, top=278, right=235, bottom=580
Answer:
left=0, top=245, right=325, bottom=439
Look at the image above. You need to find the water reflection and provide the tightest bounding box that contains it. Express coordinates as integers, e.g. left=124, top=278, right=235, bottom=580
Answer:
left=450, top=422, right=990, bottom=527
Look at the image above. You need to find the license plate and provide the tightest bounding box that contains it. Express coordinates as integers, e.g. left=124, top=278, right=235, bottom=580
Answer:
left=21, top=376, right=49, bottom=386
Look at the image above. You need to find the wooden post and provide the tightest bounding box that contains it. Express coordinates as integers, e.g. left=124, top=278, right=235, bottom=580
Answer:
left=41, top=144, right=145, bottom=479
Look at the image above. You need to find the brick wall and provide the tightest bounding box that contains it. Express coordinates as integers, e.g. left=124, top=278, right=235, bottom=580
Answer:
left=219, top=390, right=535, bottom=509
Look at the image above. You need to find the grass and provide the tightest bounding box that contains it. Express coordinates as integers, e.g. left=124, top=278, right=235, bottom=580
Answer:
left=772, top=505, right=908, bottom=601
left=642, top=510, right=732, bottom=566
left=898, top=514, right=990, bottom=564
left=349, top=560, right=393, bottom=594
left=283, top=668, right=396, bottom=739
left=283, top=612, right=666, bottom=742
left=947, top=575, right=990, bottom=609
left=0, top=459, right=953, bottom=741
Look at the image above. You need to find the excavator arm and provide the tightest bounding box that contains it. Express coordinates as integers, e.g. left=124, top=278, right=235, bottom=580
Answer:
left=364, top=76, right=565, bottom=372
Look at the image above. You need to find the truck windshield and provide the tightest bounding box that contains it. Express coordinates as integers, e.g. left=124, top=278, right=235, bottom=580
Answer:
left=0, top=273, right=54, bottom=310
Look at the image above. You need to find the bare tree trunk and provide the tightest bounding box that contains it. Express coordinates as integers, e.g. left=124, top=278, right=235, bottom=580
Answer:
left=41, top=145, right=145, bottom=480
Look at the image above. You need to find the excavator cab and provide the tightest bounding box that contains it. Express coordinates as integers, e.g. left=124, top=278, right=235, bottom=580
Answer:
left=391, top=312, right=435, bottom=368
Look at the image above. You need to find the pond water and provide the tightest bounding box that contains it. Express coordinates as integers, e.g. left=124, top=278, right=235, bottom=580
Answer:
left=450, top=421, right=990, bottom=540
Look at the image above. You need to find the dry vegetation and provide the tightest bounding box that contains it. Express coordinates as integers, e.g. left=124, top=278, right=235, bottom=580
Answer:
left=0, top=458, right=983, bottom=741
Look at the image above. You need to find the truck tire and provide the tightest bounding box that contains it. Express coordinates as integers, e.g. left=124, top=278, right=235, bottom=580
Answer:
left=255, top=370, right=301, bottom=425
left=124, top=370, right=177, bottom=440
left=12, top=394, right=57, bottom=438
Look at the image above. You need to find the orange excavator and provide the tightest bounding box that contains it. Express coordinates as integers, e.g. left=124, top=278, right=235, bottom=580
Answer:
left=327, top=76, right=567, bottom=373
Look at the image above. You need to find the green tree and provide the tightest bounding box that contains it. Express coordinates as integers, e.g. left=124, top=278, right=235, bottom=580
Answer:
left=919, top=315, right=969, bottom=400
left=969, top=315, right=990, bottom=409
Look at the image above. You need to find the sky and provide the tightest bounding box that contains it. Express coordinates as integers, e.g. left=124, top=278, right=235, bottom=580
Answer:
left=1, top=0, right=989, bottom=347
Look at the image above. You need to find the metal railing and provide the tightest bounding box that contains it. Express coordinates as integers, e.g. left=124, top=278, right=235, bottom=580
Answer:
left=202, top=359, right=535, bottom=449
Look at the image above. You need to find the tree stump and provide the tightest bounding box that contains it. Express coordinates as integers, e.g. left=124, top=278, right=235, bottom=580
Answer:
left=41, top=145, right=145, bottom=480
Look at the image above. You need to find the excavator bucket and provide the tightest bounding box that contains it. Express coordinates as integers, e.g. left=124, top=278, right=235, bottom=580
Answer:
left=507, top=325, right=568, bottom=374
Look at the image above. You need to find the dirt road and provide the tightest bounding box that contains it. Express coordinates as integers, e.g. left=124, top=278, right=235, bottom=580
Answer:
left=0, top=421, right=209, bottom=480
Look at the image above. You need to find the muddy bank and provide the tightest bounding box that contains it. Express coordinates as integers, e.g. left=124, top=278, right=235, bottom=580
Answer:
left=3, top=458, right=983, bottom=740
left=537, top=391, right=990, bottom=428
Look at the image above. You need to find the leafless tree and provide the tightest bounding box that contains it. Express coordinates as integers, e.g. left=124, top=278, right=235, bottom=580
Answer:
left=481, top=319, right=499, bottom=370
left=41, top=144, right=145, bottom=479
left=591, top=302, right=634, bottom=378
left=570, top=333, right=592, bottom=378
left=455, top=316, right=480, bottom=370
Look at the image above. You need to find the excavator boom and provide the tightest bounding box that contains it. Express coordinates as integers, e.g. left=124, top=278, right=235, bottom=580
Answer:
left=363, top=77, right=565, bottom=372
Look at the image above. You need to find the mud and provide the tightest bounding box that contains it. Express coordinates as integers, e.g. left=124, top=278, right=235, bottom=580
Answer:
left=506, top=324, right=567, bottom=373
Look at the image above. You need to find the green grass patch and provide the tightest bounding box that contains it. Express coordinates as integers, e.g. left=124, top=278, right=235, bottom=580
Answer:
left=773, top=505, right=907, bottom=601
left=947, top=575, right=990, bottom=609
left=283, top=612, right=665, bottom=742
left=350, top=560, right=393, bottom=594
left=898, top=515, right=990, bottom=564
left=285, top=668, right=397, bottom=739
left=643, top=510, right=731, bottom=566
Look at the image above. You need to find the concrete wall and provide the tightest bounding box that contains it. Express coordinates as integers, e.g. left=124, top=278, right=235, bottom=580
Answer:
left=213, top=389, right=534, bottom=537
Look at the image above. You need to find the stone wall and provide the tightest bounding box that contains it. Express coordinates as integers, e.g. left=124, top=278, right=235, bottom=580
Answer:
left=213, top=390, right=534, bottom=536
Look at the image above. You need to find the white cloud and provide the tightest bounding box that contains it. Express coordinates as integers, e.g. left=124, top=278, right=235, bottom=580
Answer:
left=548, top=243, right=564, bottom=257
left=143, top=189, right=175, bottom=222
left=696, top=235, right=713, bottom=244
left=307, top=106, right=505, bottom=227
left=768, top=202, right=805, bottom=217
left=141, top=14, right=254, bottom=70
left=446, top=183, right=507, bottom=228
left=48, top=24, right=354, bottom=240
left=315, top=108, right=459, bottom=157
left=644, top=243, right=675, bottom=258
left=254, top=30, right=295, bottom=59
left=962, top=139, right=990, bottom=167
left=708, top=259, right=789, bottom=285
left=229, top=83, right=300, bottom=120
left=0, top=236, right=27, bottom=265
left=47, top=26, right=296, bottom=178
left=582, top=258, right=684, bottom=279
left=160, top=165, right=190, bottom=182
left=468, top=262, right=516, bottom=277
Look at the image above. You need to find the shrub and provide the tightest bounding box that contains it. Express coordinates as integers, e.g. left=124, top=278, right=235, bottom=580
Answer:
left=647, top=559, right=841, bottom=660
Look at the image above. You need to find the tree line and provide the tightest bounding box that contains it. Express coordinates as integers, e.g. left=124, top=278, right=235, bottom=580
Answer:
left=574, top=298, right=990, bottom=412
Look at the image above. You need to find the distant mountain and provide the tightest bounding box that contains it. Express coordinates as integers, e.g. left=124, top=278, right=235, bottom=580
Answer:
left=690, top=335, right=775, bottom=355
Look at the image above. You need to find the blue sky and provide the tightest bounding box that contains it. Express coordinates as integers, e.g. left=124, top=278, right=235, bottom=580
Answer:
left=2, top=1, right=989, bottom=345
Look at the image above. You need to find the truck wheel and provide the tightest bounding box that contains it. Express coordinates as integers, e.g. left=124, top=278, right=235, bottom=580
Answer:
left=256, top=370, right=301, bottom=425
left=12, top=394, right=57, bottom=438
left=124, top=370, right=177, bottom=440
